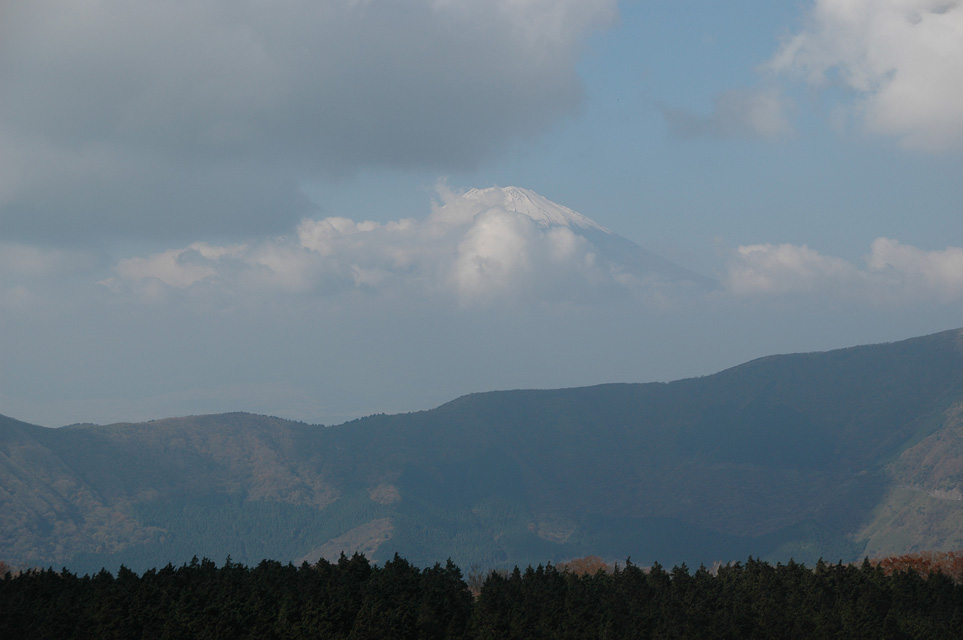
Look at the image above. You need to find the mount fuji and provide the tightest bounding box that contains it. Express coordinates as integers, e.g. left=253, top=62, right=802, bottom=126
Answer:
left=459, top=186, right=717, bottom=289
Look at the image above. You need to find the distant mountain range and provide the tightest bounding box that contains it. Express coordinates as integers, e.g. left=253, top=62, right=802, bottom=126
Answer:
left=3, top=328, right=963, bottom=574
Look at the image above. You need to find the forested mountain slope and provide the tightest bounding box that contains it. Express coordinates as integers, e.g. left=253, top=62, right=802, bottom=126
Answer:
left=3, top=329, right=963, bottom=573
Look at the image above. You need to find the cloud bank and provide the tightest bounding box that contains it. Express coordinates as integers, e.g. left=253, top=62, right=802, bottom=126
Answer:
left=0, top=0, right=617, bottom=241
left=100, top=186, right=634, bottom=307
left=90, top=187, right=963, bottom=309
left=727, top=238, right=963, bottom=302
left=770, top=0, right=963, bottom=151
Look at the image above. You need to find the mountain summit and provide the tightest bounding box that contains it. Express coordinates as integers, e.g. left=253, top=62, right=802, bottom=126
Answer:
left=456, top=185, right=716, bottom=289
left=462, top=186, right=609, bottom=232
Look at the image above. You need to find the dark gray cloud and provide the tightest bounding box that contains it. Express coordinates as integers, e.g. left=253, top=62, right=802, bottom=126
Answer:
left=0, top=0, right=616, bottom=242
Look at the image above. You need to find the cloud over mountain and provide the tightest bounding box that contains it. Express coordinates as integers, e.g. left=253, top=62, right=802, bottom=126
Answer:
left=4, top=184, right=959, bottom=312
left=35, top=186, right=960, bottom=310
left=102, top=186, right=709, bottom=307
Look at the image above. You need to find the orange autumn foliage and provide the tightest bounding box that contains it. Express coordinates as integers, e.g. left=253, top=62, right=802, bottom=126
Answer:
left=556, top=555, right=612, bottom=576
left=872, top=551, right=963, bottom=582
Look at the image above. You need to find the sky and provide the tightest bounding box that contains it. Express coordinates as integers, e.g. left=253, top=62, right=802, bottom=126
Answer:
left=1, top=0, right=962, bottom=427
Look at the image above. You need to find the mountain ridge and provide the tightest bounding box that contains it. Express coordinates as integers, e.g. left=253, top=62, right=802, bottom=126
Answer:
left=3, top=328, right=963, bottom=573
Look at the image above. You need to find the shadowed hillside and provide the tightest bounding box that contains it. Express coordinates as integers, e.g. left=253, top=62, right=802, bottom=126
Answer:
left=3, top=328, right=963, bottom=573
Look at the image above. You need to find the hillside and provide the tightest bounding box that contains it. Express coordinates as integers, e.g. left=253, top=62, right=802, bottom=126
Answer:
left=3, top=328, right=963, bottom=573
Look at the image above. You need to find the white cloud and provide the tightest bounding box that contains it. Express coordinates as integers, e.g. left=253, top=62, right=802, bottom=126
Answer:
left=104, top=186, right=650, bottom=307
left=867, top=237, right=963, bottom=300
left=725, top=243, right=857, bottom=295
left=451, top=210, right=536, bottom=300
left=769, top=0, right=963, bottom=151
left=726, top=238, right=963, bottom=302
left=664, top=88, right=795, bottom=140
left=0, top=0, right=617, bottom=241
left=114, top=242, right=245, bottom=289
left=101, top=184, right=963, bottom=309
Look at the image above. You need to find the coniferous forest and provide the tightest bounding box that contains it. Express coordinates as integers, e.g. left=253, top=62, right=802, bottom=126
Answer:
left=4, top=553, right=963, bottom=639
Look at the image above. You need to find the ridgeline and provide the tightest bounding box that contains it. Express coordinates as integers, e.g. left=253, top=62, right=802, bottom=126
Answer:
left=3, top=328, right=963, bottom=574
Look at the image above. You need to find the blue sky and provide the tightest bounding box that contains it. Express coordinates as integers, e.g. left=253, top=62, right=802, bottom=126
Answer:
left=2, top=0, right=962, bottom=426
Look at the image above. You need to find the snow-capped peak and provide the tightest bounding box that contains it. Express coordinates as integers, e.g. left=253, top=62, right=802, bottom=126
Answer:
left=462, top=186, right=610, bottom=232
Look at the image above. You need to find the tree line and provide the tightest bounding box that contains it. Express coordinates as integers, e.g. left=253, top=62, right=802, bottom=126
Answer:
left=3, top=553, right=963, bottom=639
